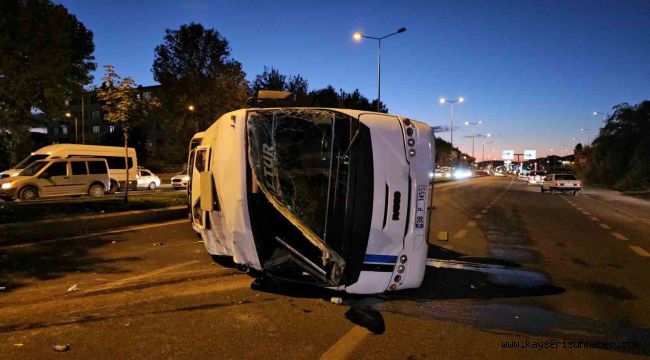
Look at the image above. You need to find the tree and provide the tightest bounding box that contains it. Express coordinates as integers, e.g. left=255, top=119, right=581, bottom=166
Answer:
left=252, top=67, right=287, bottom=93
left=152, top=22, right=249, bottom=158
left=0, top=0, right=95, bottom=162
left=96, top=65, right=159, bottom=202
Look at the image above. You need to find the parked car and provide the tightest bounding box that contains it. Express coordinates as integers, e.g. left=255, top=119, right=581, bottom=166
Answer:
left=541, top=174, right=581, bottom=195
left=527, top=171, right=546, bottom=185
left=171, top=172, right=190, bottom=189
left=0, top=158, right=109, bottom=201
left=136, top=168, right=161, bottom=190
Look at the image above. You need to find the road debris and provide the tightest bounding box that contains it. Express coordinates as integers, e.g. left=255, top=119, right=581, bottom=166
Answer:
left=330, top=297, right=343, bottom=305
left=0, top=286, right=6, bottom=291
left=153, top=242, right=165, bottom=246
left=13, top=343, right=23, bottom=347
left=67, top=284, right=78, bottom=292
left=53, top=344, right=70, bottom=352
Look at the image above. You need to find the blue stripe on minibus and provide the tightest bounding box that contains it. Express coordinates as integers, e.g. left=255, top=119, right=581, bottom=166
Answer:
left=363, top=254, right=398, bottom=264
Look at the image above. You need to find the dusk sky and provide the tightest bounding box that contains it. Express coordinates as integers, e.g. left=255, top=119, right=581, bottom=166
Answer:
left=57, top=0, right=650, bottom=159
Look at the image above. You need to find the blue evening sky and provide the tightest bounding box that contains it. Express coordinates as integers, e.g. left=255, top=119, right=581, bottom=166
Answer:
left=57, top=0, right=650, bottom=158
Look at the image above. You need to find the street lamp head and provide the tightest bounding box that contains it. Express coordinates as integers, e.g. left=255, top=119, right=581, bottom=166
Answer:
left=458, top=97, right=465, bottom=103
left=188, top=105, right=195, bottom=112
left=464, top=121, right=469, bottom=125
left=478, top=120, right=482, bottom=124
left=439, top=97, right=446, bottom=104
left=592, top=111, right=598, bottom=116
left=486, top=133, right=491, bottom=137
left=65, top=112, right=72, bottom=118
left=397, top=27, right=407, bottom=33
left=353, top=32, right=362, bottom=41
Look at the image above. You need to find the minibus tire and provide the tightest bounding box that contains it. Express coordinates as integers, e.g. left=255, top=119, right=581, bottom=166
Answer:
left=148, top=182, right=156, bottom=190
left=106, top=180, right=119, bottom=194
left=18, top=186, right=38, bottom=201
left=89, top=183, right=105, bottom=198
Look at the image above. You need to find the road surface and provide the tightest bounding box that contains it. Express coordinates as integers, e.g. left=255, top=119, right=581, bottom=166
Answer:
left=1, top=176, right=648, bottom=358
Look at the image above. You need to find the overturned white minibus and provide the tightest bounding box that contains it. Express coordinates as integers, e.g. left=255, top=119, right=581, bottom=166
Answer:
left=189, top=107, right=434, bottom=294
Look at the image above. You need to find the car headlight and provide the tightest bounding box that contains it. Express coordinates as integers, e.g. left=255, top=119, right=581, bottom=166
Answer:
left=1, top=182, right=14, bottom=189
left=182, top=175, right=190, bottom=181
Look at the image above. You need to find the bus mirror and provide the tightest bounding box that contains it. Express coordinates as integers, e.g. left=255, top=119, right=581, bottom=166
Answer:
left=200, top=171, right=213, bottom=212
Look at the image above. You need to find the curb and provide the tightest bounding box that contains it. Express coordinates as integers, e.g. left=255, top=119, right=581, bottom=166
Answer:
left=0, top=205, right=187, bottom=245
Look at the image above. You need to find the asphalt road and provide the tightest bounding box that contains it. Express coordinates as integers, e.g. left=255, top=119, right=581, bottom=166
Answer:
left=1, top=176, right=649, bottom=359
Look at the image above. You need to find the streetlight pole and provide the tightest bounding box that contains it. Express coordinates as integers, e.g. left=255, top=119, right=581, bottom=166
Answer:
left=482, top=141, right=493, bottom=167
left=439, top=97, right=464, bottom=163
left=188, top=104, right=197, bottom=132
left=464, top=120, right=482, bottom=164
left=353, top=28, right=407, bottom=112
left=580, top=127, right=591, bottom=145
left=463, top=133, right=490, bottom=167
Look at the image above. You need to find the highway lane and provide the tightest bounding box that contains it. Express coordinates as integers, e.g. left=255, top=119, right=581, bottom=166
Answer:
left=0, top=176, right=648, bottom=358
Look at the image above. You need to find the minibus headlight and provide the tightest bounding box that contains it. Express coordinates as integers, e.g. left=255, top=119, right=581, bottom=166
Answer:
left=1, top=182, right=13, bottom=189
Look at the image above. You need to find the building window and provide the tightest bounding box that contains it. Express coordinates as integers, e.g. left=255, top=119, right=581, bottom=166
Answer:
left=92, top=125, right=100, bottom=134
left=142, top=91, right=151, bottom=100
left=91, top=110, right=101, bottom=121
left=61, top=125, right=68, bottom=135
left=109, top=125, right=115, bottom=133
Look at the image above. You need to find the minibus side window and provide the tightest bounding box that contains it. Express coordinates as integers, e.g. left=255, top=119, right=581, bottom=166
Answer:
left=71, top=161, right=88, bottom=175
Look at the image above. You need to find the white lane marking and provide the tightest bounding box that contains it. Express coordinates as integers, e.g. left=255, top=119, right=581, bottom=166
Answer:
left=467, top=220, right=477, bottom=227
left=582, top=211, right=591, bottom=216
left=0, top=219, right=190, bottom=250
left=589, top=216, right=600, bottom=222
left=481, top=209, right=488, bottom=214
left=612, top=232, right=629, bottom=241
left=629, top=245, right=650, bottom=257
left=576, top=207, right=584, bottom=211
left=85, top=260, right=200, bottom=292
left=474, top=214, right=483, bottom=219
left=319, top=326, right=369, bottom=360
left=454, top=229, right=468, bottom=239
left=598, top=223, right=612, bottom=230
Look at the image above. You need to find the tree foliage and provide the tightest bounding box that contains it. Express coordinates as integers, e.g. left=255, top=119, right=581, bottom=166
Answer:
left=96, top=65, right=159, bottom=201
left=152, top=23, right=249, bottom=141
left=250, top=67, right=388, bottom=112
left=0, top=0, right=95, bottom=161
left=575, top=101, right=650, bottom=190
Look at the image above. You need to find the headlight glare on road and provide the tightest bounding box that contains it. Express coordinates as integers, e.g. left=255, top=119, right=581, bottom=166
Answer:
left=1, top=182, right=13, bottom=189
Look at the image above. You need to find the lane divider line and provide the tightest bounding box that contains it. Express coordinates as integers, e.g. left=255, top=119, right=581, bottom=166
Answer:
left=474, top=214, right=483, bottom=219
left=612, top=232, right=629, bottom=241
left=319, top=326, right=370, bottom=360
left=481, top=209, right=488, bottom=214
left=467, top=220, right=477, bottom=227
left=454, top=229, right=468, bottom=239
left=629, top=245, right=650, bottom=257
left=598, top=223, right=612, bottom=230
left=589, top=216, right=600, bottom=222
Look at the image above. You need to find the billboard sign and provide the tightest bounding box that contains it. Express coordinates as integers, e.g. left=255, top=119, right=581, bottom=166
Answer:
left=524, top=150, right=536, bottom=160
left=502, top=150, right=514, bottom=160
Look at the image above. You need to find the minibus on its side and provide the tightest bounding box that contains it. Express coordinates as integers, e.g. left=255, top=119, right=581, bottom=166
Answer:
left=189, top=105, right=435, bottom=294
left=0, top=144, right=138, bottom=193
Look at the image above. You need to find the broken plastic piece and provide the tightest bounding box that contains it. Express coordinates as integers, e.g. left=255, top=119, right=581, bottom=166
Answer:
left=66, top=284, right=78, bottom=292
left=53, top=344, right=70, bottom=352
left=330, top=297, right=343, bottom=305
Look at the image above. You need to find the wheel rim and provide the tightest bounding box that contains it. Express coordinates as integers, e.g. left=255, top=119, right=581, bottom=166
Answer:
left=149, top=183, right=155, bottom=190
left=90, top=186, right=103, bottom=197
left=21, top=188, right=36, bottom=200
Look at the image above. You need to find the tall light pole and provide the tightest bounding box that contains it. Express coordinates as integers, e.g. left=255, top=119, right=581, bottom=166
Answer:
left=439, top=97, right=464, bottom=163
left=593, top=111, right=608, bottom=122
left=482, top=141, right=493, bottom=167
left=463, top=133, right=490, bottom=166
left=580, top=127, right=591, bottom=145
left=465, top=120, right=482, bottom=164
left=353, top=27, right=407, bottom=112
left=188, top=104, right=197, bottom=132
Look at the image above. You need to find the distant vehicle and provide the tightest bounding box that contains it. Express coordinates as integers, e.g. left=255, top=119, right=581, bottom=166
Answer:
left=136, top=168, right=161, bottom=190
left=0, top=158, right=109, bottom=201
left=0, top=144, right=137, bottom=193
left=171, top=171, right=190, bottom=189
left=189, top=105, right=434, bottom=294
left=541, top=174, right=581, bottom=195
left=453, top=168, right=472, bottom=179
left=527, top=171, right=546, bottom=185
left=517, top=170, right=531, bottom=181
left=473, top=170, right=489, bottom=177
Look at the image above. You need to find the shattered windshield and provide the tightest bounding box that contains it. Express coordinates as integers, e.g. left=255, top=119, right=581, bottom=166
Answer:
left=247, top=109, right=352, bottom=240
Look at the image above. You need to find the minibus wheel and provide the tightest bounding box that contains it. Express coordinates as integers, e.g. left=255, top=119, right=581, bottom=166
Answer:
left=148, top=182, right=156, bottom=190
left=18, top=186, right=38, bottom=201
left=106, top=180, right=119, bottom=194
left=89, top=183, right=105, bottom=198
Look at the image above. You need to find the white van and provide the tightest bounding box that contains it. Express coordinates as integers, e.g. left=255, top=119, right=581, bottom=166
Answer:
left=0, top=144, right=138, bottom=193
